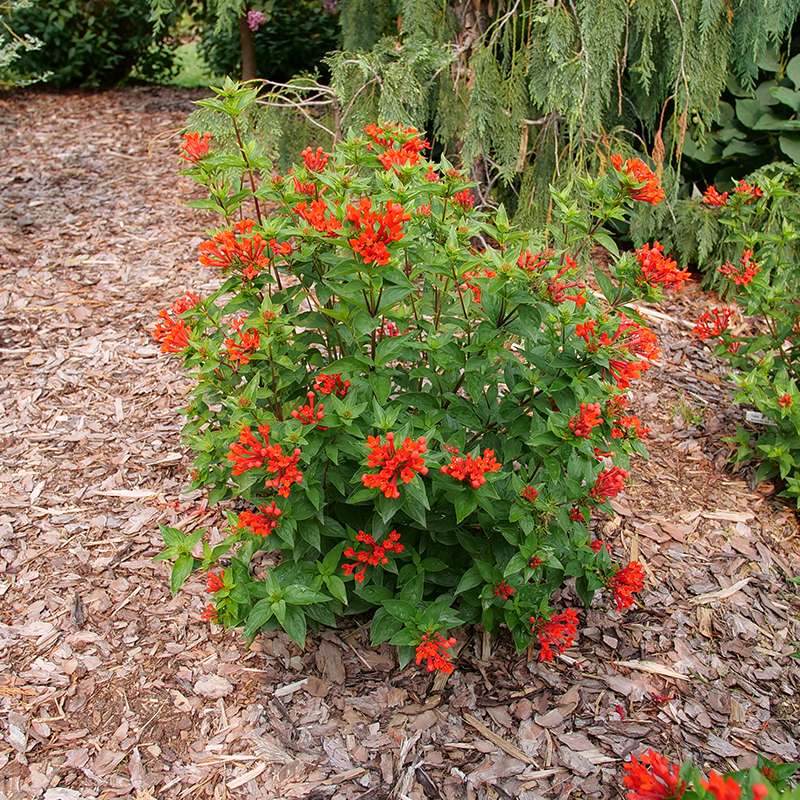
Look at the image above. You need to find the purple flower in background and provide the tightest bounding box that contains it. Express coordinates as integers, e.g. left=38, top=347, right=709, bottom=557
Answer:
left=322, top=0, right=339, bottom=11
left=246, top=9, right=267, bottom=30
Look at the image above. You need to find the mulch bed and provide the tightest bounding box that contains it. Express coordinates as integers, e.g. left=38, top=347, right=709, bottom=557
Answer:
left=0, top=87, right=798, bottom=800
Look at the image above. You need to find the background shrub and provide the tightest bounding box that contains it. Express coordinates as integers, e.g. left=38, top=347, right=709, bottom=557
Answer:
left=199, top=0, right=339, bottom=83
left=7, top=0, right=175, bottom=87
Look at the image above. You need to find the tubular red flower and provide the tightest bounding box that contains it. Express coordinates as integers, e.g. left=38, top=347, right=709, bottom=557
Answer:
left=611, top=154, right=665, bottom=204
left=635, top=242, right=690, bottom=289
left=291, top=391, right=326, bottom=427
left=622, top=750, right=685, bottom=800
left=237, top=503, right=282, bottom=536
left=779, top=393, right=793, bottom=408
left=152, top=292, right=200, bottom=353
left=362, top=432, right=428, bottom=499
left=201, top=603, right=218, bottom=622
left=609, top=561, right=644, bottom=611
left=294, top=199, right=342, bottom=236
left=493, top=580, right=515, bottom=600
left=719, top=250, right=759, bottom=286
left=453, top=189, right=475, bottom=210
left=548, top=256, right=587, bottom=306
left=227, top=425, right=303, bottom=497
left=341, top=529, right=404, bottom=583
left=522, top=485, right=539, bottom=502
left=198, top=221, right=270, bottom=279
left=701, top=772, right=742, bottom=800
left=517, top=250, right=547, bottom=273
left=314, top=373, right=350, bottom=398
left=345, top=198, right=410, bottom=266
left=693, top=307, right=736, bottom=340
left=702, top=186, right=729, bottom=206
left=415, top=632, right=457, bottom=674
left=531, top=608, right=579, bottom=661
left=569, top=403, right=603, bottom=438
left=440, top=448, right=501, bottom=489
left=734, top=180, right=763, bottom=201
left=206, top=572, right=224, bottom=593
left=301, top=146, right=329, bottom=172
left=180, top=131, right=211, bottom=163
left=591, top=465, right=629, bottom=501
left=224, top=318, right=261, bottom=366
left=611, top=415, right=649, bottom=439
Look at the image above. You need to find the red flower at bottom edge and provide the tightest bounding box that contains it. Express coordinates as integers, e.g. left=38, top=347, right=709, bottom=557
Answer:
left=623, top=750, right=685, bottom=800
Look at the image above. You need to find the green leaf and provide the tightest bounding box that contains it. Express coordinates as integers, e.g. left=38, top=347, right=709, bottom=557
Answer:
left=454, top=491, right=478, bottom=523
left=454, top=565, right=482, bottom=596
left=281, top=604, right=307, bottom=647
left=243, top=599, right=274, bottom=639
left=170, top=553, right=194, bottom=595
left=283, top=585, right=331, bottom=605
left=382, top=599, right=418, bottom=623
left=788, top=54, right=800, bottom=90
left=779, top=135, right=800, bottom=163
left=370, top=607, right=403, bottom=645
left=324, top=574, right=348, bottom=605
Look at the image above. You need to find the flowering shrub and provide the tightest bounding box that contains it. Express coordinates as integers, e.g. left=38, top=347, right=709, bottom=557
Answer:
left=622, top=749, right=798, bottom=800
left=155, top=81, right=685, bottom=671
left=691, top=174, right=800, bottom=506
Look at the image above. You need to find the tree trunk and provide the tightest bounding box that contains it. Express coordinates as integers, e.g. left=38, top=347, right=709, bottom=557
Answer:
left=239, top=16, right=257, bottom=81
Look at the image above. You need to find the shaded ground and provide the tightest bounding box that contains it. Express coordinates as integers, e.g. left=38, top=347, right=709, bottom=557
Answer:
left=0, top=88, right=798, bottom=800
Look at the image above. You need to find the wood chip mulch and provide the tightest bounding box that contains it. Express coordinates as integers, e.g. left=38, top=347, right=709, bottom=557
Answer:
left=1, top=87, right=798, bottom=800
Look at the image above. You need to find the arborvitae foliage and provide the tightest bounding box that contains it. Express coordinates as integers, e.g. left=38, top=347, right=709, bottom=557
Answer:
left=323, top=0, right=800, bottom=222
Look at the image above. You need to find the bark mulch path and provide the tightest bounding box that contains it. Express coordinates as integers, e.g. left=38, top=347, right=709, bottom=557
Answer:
left=1, top=88, right=798, bottom=800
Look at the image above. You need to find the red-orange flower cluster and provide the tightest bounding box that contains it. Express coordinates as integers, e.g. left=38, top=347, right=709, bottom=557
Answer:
left=622, top=750, right=685, bottom=800
left=364, top=123, right=430, bottom=172
left=702, top=772, right=742, bottom=800
left=224, top=317, right=261, bottom=366
left=611, top=154, right=665, bottom=204
left=294, top=199, right=342, bottom=236
left=301, top=146, right=329, bottom=172
left=152, top=292, right=200, bottom=353
left=517, top=250, right=547, bottom=273
left=609, top=560, right=644, bottom=610
left=549, top=256, right=587, bottom=306
left=635, top=242, right=690, bottom=289
left=522, top=485, right=539, bottom=502
left=461, top=267, right=496, bottom=303
left=345, top=198, right=410, bottom=266
left=611, top=415, right=649, bottom=439
left=734, top=180, right=763, bottom=201
left=198, top=219, right=270, bottom=279
left=569, top=403, right=603, bottom=438
left=693, top=306, right=736, bottom=340
left=440, top=448, right=501, bottom=488
left=719, top=249, right=759, bottom=286
left=341, top=529, right=404, bottom=583
left=206, top=572, right=224, bottom=593
left=291, top=391, right=325, bottom=427
left=362, top=432, right=428, bottom=498
left=591, top=465, right=629, bottom=501
left=532, top=608, right=579, bottom=662
left=493, top=580, right=515, bottom=600
left=227, top=425, right=303, bottom=497
left=779, top=393, right=793, bottom=408
left=415, top=632, right=457, bottom=674
left=314, top=372, right=350, bottom=398
left=702, top=185, right=729, bottom=207
left=180, top=131, right=211, bottom=163
left=453, top=189, right=475, bottom=210
left=201, top=603, right=218, bottom=622
left=237, top=503, right=283, bottom=536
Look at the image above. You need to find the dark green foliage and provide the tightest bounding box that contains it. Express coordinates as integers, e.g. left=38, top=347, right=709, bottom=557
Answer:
left=682, top=51, right=800, bottom=185
left=199, top=0, right=340, bottom=83
left=6, top=0, right=175, bottom=87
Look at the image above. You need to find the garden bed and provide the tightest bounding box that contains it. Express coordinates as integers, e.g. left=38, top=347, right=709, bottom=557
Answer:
left=0, top=87, right=798, bottom=800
